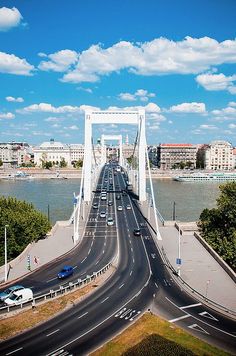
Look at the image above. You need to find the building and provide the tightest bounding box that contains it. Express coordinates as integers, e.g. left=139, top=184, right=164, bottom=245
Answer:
left=204, top=141, right=234, bottom=170
left=157, top=143, right=197, bottom=170
left=148, top=146, right=158, bottom=166
left=0, top=142, right=31, bottom=167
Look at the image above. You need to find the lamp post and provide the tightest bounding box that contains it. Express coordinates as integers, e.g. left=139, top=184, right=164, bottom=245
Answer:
left=4, top=225, right=9, bottom=282
left=177, top=225, right=181, bottom=276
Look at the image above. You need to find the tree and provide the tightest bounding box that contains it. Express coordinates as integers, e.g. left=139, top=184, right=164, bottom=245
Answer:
left=0, top=197, right=51, bottom=265
left=59, top=157, right=67, bottom=168
left=0, top=159, right=3, bottom=167
left=197, top=182, right=236, bottom=271
left=72, top=159, right=83, bottom=169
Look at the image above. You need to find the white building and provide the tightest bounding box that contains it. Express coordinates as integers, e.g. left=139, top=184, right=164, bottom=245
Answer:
left=205, top=140, right=234, bottom=170
left=33, top=140, right=71, bottom=166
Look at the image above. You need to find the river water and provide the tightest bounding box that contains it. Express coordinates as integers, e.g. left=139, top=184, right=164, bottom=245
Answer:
left=0, top=178, right=221, bottom=224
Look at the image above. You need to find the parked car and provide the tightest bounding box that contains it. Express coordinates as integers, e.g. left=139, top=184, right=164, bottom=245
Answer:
left=4, top=288, right=33, bottom=306
left=58, top=265, right=74, bottom=279
left=100, top=211, right=106, bottom=218
left=133, top=228, right=141, bottom=236
left=107, top=217, right=114, bottom=226
left=0, top=285, right=25, bottom=302
left=117, top=205, right=123, bottom=211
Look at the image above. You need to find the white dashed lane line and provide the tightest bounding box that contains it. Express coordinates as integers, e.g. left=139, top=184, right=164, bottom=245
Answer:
left=46, top=329, right=60, bottom=337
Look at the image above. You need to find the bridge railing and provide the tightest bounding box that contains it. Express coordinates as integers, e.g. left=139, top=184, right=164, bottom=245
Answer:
left=0, top=261, right=113, bottom=315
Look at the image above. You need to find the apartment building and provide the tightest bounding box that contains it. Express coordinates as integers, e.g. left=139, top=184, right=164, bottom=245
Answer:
left=157, top=143, right=197, bottom=169
left=204, top=140, right=234, bottom=170
left=0, top=142, right=31, bottom=167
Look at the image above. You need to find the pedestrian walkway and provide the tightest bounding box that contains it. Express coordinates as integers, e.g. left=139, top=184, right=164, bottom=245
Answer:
left=0, top=222, right=74, bottom=284
left=157, top=223, right=236, bottom=313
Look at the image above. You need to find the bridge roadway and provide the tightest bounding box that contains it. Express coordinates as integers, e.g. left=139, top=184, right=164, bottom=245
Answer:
left=0, top=164, right=236, bottom=355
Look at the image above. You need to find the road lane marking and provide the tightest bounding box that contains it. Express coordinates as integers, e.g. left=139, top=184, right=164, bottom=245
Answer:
left=88, top=248, right=91, bottom=255
left=125, top=310, right=136, bottom=320
left=6, top=348, right=23, bottom=355
left=81, top=257, right=87, bottom=263
left=130, top=270, right=133, bottom=276
left=120, top=308, right=132, bottom=318
left=101, top=296, right=109, bottom=303
left=46, top=329, right=60, bottom=337
left=115, top=307, right=127, bottom=317
left=130, top=311, right=141, bottom=321
left=95, top=260, right=100, bottom=265
left=77, top=311, right=88, bottom=319
left=155, top=283, right=158, bottom=289
left=180, top=303, right=202, bottom=310
left=188, top=323, right=210, bottom=335
left=119, top=283, right=124, bottom=289
left=47, top=277, right=57, bottom=283
left=169, top=315, right=191, bottom=323
left=199, top=311, right=219, bottom=321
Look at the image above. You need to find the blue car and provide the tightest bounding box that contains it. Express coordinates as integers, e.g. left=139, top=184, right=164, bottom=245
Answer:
left=0, top=285, right=25, bottom=302
left=57, top=265, right=74, bottom=279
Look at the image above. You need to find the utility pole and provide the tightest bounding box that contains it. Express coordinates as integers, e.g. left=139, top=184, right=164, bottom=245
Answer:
left=5, top=225, right=9, bottom=282
left=173, top=201, right=176, bottom=220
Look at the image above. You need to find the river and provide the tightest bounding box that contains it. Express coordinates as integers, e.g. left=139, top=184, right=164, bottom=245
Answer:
left=0, top=178, right=222, bottom=224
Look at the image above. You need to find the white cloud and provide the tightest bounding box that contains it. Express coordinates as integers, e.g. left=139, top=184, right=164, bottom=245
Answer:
left=118, top=89, right=155, bottom=102
left=67, top=125, right=79, bottom=130
left=76, top=87, right=93, bottom=93
left=228, top=123, right=236, bottom=129
left=0, top=112, right=15, bottom=119
left=44, top=116, right=64, bottom=122
left=170, top=102, right=206, bottom=113
left=0, top=7, right=22, bottom=31
left=196, top=72, right=236, bottom=94
left=6, top=96, right=24, bottom=102
left=212, top=106, right=236, bottom=116
left=59, top=37, right=236, bottom=83
left=199, top=124, right=218, bottom=130
left=107, top=102, right=161, bottom=114
left=18, top=103, right=100, bottom=114
left=38, top=50, right=78, bottom=72
left=228, top=101, right=236, bottom=107
left=0, top=52, right=34, bottom=75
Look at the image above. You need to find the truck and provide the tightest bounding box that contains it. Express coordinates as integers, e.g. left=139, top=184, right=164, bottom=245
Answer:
left=4, top=288, right=33, bottom=306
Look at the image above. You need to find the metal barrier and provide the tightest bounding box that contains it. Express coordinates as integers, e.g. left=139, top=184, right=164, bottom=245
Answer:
left=0, top=261, right=113, bottom=315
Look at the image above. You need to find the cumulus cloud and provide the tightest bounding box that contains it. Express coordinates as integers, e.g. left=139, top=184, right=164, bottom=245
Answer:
left=228, top=101, right=236, bottom=107
left=0, top=52, right=34, bottom=75
left=169, top=102, right=206, bottom=113
left=196, top=72, right=236, bottom=94
left=6, top=96, right=24, bottom=102
left=119, top=89, right=155, bottom=102
left=0, top=112, right=15, bottom=119
left=228, top=123, right=236, bottom=129
left=0, top=7, right=22, bottom=31
left=38, top=50, right=78, bottom=72
left=212, top=106, right=236, bottom=116
left=58, top=37, right=236, bottom=83
left=17, top=103, right=99, bottom=114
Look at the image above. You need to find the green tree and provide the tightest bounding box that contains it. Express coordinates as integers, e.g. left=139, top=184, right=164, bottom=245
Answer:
left=59, top=157, right=67, bottom=168
left=0, top=159, right=3, bottom=167
left=72, top=159, right=83, bottom=169
left=0, top=197, right=51, bottom=265
left=197, top=182, right=236, bottom=271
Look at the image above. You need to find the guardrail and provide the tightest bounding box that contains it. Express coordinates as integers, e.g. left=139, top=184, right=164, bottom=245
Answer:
left=0, top=261, right=113, bottom=315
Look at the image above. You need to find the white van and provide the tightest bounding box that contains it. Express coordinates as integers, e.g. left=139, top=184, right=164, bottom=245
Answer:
left=4, top=288, right=33, bottom=306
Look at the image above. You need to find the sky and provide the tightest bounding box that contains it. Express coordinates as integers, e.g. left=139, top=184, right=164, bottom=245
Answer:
left=0, top=0, right=236, bottom=146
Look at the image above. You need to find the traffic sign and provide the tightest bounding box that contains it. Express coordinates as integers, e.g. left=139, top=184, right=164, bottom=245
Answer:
left=176, top=258, right=182, bottom=265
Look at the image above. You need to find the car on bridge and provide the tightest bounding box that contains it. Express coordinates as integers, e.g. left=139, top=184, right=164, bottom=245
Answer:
left=133, top=228, right=141, bottom=236
left=100, top=211, right=106, bottom=218
left=57, top=266, right=74, bottom=279
left=93, top=202, right=99, bottom=209
left=107, top=217, right=114, bottom=226
left=108, top=200, right=113, bottom=206
left=117, top=205, right=123, bottom=211
left=126, top=204, right=131, bottom=210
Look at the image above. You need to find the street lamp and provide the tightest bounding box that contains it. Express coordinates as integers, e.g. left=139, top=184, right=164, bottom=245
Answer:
left=4, top=225, right=9, bottom=282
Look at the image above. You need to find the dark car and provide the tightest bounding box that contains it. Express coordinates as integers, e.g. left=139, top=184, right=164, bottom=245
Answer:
left=0, top=285, right=25, bottom=302
left=133, top=228, right=141, bottom=236
left=58, top=265, right=74, bottom=279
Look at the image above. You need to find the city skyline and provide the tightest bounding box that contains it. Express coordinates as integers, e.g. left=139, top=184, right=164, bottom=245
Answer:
left=0, top=1, right=236, bottom=145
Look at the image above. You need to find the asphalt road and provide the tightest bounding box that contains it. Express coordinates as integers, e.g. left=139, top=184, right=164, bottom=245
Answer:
left=0, top=163, right=235, bottom=355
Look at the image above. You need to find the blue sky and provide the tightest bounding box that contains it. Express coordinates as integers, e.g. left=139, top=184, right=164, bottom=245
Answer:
left=0, top=0, right=236, bottom=146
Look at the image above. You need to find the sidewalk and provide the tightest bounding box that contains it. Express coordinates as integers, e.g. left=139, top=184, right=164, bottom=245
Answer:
left=157, top=223, right=236, bottom=313
left=0, top=222, right=74, bottom=284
